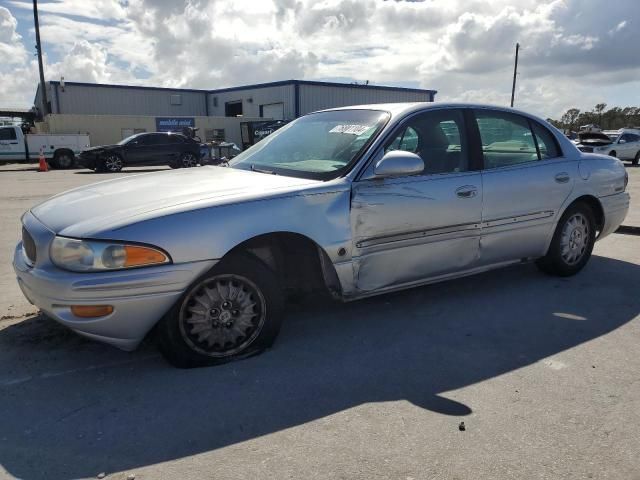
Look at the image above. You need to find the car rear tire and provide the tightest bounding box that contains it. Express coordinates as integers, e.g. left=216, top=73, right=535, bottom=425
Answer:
left=103, top=153, right=123, bottom=173
left=179, top=152, right=198, bottom=168
left=536, top=202, right=596, bottom=277
left=609, top=151, right=617, bottom=158
left=633, top=151, right=639, bottom=166
left=52, top=151, right=74, bottom=169
left=157, top=253, right=284, bottom=368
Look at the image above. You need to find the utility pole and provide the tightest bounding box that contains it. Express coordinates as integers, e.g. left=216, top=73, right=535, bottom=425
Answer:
left=510, top=42, right=519, bottom=108
left=33, top=0, right=48, bottom=115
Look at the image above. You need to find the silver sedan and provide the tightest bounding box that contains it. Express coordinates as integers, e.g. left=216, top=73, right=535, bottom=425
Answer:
left=13, top=103, right=630, bottom=367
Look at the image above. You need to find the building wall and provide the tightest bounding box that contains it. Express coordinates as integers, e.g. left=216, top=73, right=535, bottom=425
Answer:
left=44, top=114, right=262, bottom=147
left=298, top=84, right=432, bottom=115
left=50, top=83, right=209, bottom=116
left=207, top=84, right=296, bottom=119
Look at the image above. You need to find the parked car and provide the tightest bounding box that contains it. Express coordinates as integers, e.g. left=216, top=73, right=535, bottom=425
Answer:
left=576, top=128, right=640, bottom=165
left=14, top=103, right=629, bottom=367
left=77, top=132, right=201, bottom=172
left=0, top=125, right=89, bottom=168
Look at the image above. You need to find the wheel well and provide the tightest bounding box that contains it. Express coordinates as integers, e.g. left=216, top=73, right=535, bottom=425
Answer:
left=609, top=151, right=617, bottom=157
left=224, top=232, right=342, bottom=300
left=570, top=195, right=605, bottom=232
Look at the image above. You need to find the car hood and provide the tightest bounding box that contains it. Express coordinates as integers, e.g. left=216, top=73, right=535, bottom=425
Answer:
left=31, top=166, right=320, bottom=237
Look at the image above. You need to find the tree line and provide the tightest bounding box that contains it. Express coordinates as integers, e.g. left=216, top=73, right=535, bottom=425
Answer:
left=546, top=104, right=640, bottom=132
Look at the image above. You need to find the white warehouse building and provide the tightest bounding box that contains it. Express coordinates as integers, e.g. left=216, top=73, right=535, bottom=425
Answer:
left=34, top=79, right=436, bottom=147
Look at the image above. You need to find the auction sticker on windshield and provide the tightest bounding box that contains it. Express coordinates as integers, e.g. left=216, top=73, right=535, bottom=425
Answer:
left=329, top=125, right=370, bottom=135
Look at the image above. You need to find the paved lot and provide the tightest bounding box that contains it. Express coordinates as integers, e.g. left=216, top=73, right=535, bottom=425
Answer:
left=0, top=162, right=639, bottom=479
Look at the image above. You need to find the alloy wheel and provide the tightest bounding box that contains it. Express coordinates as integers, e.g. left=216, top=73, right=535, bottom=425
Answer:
left=178, top=275, right=266, bottom=357
left=181, top=153, right=198, bottom=168
left=559, top=213, right=589, bottom=265
left=104, top=155, right=123, bottom=172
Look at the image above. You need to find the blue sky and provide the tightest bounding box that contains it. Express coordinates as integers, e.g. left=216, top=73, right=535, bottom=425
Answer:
left=1, top=0, right=639, bottom=118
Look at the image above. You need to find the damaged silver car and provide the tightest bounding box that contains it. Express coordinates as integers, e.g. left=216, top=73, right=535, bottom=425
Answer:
left=14, top=103, right=630, bottom=367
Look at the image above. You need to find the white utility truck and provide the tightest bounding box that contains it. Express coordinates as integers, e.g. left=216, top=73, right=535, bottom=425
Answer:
left=0, top=125, right=90, bottom=168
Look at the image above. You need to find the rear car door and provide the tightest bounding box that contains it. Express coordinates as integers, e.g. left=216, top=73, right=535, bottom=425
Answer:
left=473, top=109, right=576, bottom=266
left=125, top=134, right=163, bottom=165
left=351, top=108, right=483, bottom=293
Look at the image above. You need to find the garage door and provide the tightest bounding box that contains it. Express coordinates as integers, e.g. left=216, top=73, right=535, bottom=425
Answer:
left=261, top=103, right=284, bottom=120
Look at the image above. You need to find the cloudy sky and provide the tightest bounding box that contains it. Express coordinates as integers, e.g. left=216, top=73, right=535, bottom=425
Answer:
left=0, top=0, right=638, bottom=118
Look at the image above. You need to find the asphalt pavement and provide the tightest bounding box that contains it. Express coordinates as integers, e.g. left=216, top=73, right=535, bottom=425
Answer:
left=0, top=162, right=638, bottom=480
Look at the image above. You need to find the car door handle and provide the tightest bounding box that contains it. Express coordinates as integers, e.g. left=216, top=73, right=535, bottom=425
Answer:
left=555, top=172, right=570, bottom=183
left=455, top=186, right=478, bottom=198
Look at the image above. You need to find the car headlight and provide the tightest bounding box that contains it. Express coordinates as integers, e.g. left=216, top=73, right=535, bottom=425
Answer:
left=50, top=237, right=170, bottom=272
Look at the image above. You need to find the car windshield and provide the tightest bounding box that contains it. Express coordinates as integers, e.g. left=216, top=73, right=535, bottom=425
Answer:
left=229, top=110, right=390, bottom=180
left=117, top=133, right=144, bottom=145
left=606, top=134, right=620, bottom=142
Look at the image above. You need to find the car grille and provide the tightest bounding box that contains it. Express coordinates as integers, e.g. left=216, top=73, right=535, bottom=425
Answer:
left=578, top=146, right=594, bottom=153
left=22, top=227, right=36, bottom=264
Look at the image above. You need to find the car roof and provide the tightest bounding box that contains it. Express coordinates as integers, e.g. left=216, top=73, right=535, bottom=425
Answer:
left=316, top=102, right=550, bottom=123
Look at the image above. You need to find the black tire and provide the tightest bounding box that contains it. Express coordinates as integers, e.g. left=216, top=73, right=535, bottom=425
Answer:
left=52, top=151, right=75, bottom=169
left=102, top=153, right=123, bottom=173
left=633, top=151, right=639, bottom=166
left=157, top=253, right=284, bottom=368
left=536, top=202, right=596, bottom=277
left=609, top=151, right=617, bottom=158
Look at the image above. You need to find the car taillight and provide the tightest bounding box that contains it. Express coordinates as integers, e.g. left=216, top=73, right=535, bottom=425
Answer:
left=22, top=227, right=36, bottom=264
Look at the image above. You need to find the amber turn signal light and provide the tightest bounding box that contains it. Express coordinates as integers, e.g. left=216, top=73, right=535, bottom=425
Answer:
left=123, top=245, right=168, bottom=267
left=70, top=305, right=114, bottom=318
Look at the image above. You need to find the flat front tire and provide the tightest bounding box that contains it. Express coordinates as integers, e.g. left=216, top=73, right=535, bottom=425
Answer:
left=157, top=253, right=284, bottom=368
left=536, top=202, right=596, bottom=277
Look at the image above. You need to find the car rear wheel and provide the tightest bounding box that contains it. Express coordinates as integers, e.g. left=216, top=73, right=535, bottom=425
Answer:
left=157, top=253, right=284, bottom=368
left=103, top=154, right=123, bottom=173
left=609, top=151, right=617, bottom=158
left=52, top=151, right=74, bottom=169
left=180, top=152, right=198, bottom=168
left=536, top=202, right=596, bottom=277
left=633, top=151, right=639, bottom=166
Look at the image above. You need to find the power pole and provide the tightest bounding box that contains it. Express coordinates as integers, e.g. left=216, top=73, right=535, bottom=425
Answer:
left=510, top=42, right=519, bottom=108
left=33, top=0, right=48, bottom=115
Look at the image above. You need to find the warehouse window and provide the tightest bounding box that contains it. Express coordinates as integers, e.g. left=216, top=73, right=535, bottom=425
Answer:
left=170, top=94, right=182, bottom=105
left=205, top=129, right=225, bottom=141
left=225, top=101, right=243, bottom=117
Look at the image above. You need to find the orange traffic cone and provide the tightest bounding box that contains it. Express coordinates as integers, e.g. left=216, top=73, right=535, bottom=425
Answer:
left=38, top=147, right=48, bottom=172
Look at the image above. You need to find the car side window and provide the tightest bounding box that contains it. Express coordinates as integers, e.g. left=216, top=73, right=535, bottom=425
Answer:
left=0, top=128, right=17, bottom=141
left=530, top=121, right=561, bottom=159
left=166, top=134, right=185, bottom=144
left=475, top=110, right=538, bottom=169
left=385, top=109, right=469, bottom=174
left=629, top=134, right=640, bottom=143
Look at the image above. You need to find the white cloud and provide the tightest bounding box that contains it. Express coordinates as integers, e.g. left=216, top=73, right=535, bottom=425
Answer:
left=1, top=0, right=639, bottom=118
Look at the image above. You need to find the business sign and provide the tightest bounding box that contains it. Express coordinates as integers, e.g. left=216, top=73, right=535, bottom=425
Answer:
left=155, top=117, right=195, bottom=132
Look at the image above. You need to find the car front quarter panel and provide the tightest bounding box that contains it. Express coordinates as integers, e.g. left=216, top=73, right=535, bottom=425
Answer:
left=90, top=184, right=355, bottom=289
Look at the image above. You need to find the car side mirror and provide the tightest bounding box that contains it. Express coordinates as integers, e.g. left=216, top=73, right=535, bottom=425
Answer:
left=619, top=139, right=626, bottom=144
left=374, top=150, right=424, bottom=178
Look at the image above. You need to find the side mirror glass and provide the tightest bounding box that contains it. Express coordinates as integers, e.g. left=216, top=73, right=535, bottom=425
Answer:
left=374, top=150, right=424, bottom=178
left=619, top=139, right=626, bottom=144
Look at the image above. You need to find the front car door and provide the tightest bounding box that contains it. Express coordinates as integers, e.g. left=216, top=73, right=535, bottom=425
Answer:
left=618, top=133, right=639, bottom=160
left=125, top=133, right=165, bottom=165
left=473, top=108, right=576, bottom=266
left=351, top=108, right=483, bottom=293
left=0, top=127, right=23, bottom=161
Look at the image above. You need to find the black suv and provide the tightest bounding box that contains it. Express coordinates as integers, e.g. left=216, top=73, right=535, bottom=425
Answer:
left=78, top=132, right=202, bottom=173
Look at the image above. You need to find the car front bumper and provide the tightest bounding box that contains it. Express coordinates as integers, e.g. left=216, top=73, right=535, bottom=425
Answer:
left=13, top=211, right=217, bottom=351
